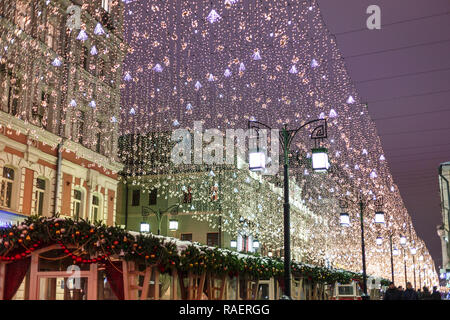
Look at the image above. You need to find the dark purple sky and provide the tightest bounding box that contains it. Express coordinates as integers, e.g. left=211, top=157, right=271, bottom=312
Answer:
left=317, top=0, right=450, bottom=268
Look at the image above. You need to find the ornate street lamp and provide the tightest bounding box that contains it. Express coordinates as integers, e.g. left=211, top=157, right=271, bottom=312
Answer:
left=142, top=204, right=179, bottom=235
left=249, top=118, right=328, bottom=298
left=230, top=239, right=237, bottom=248
left=338, top=194, right=385, bottom=299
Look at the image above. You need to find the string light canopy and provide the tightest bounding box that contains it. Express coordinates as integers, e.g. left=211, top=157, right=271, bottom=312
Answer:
left=115, top=0, right=439, bottom=285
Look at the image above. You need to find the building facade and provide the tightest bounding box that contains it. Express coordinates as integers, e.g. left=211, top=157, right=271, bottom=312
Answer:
left=438, top=162, right=450, bottom=283
left=0, top=0, right=126, bottom=226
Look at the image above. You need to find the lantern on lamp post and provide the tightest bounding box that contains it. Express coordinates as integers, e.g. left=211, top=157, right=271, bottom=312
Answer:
left=340, top=213, right=350, bottom=226
left=376, top=236, right=383, bottom=246
left=253, top=239, right=260, bottom=250
left=400, top=235, right=407, bottom=246
left=311, top=147, right=330, bottom=173
left=140, top=222, right=150, bottom=233
left=169, top=219, right=179, bottom=231
left=375, top=211, right=385, bottom=224
left=248, top=149, right=266, bottom=171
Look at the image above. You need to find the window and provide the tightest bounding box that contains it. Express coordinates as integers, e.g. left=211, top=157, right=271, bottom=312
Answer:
left=7, top=85, right=19, bottom=116
left=0, top=167, right=14, bottom=208
left=183, top=187, right=192, bottom=204
left=73, top=189, right=82, bottom=220
left=98, top=57, right=105, bottom=78
left=1, top=67, right=20, bottom=116
left=15, top=2, right=32, bottom=31
left=131, top=189, right=140, bottom=206
left=82, top=46, right=89, bottom=71
left=148, top=188, right=157, bottom=205
left=35, top=178, right=46, bottom=215
left=91, top=195, right=100, bottom=222
left=210, top=185, right=219, bottom=201
left=33, top=91, right=48, bottom=127
left=96, top=121, right=102, bottom=153
left=102, top=0, right=111, bottom=12
left=207, top=233, right=219, bottom=247
left=181, top=234, right=192, bottom=242
left=46, top=23, right=56, bottom=50
left=78, top=111, right=85, bottom=145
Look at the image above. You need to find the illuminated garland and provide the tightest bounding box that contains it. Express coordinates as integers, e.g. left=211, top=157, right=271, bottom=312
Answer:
left=0, top=215, right=388, bottom=285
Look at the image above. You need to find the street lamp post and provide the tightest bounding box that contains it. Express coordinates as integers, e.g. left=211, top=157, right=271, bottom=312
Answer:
left=411, top=247, right=417, bottom=289
left=339, top=194, right=384, bottom=299
left=248, top=118, right=329, bottom=298
left=142, top=204, right=179, bottom=235
left=401, top=246, right=408, bottom=287
left=389, top=234, right=395, bottom=283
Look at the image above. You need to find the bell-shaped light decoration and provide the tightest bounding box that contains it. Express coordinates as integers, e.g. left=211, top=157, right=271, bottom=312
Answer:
left=312, top=148, right=329, bottom=173
left=140, top=222, right=150, bottom=233
left=340, top=213, right=350, bottom=227
left=410, top=247, right=417, bottom=255
left=169, top=219, right=179, bottom=231
left=375, top=211, right=385, bottom=224
left=249, top=149, right=266, bottom=171
left=376, top=237, right=383, bottom=246
left=400, top=235, right=407, bottom=246
left=230, top=239, right=237, bottom=248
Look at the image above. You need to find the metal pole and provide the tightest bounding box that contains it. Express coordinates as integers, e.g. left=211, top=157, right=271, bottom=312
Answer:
left=413, top=255, right=416, bottom=289
left=418, top=264, right=422, bottom=289
left=359, top=199, right=368, bottom=298
left=403, top=248, right=408, bottom=287
left=389, top=234, right=395, bottom=283
left=282, top=128, right=291, bottom=298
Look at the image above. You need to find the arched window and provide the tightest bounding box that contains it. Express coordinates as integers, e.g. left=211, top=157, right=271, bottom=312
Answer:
left=72, top=189, right=83, bottom=220
left=91, top=194, right=101, bottom=222
left=35, top=178, right=47, bottom=215
left=0, top=167, right=15, bottom=208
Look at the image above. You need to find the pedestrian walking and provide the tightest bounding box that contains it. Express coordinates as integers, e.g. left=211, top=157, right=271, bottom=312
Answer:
left=420, top=287, right=431, bottom=300
left=431, top=286, right=441, bottom=300
left=383, top=282, right=401, bottom=300
left=402, top=282, right=418, bottom=300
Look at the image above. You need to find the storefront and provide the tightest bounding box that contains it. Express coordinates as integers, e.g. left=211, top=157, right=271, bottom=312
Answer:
left=0, top=210, right=27, bottom=228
